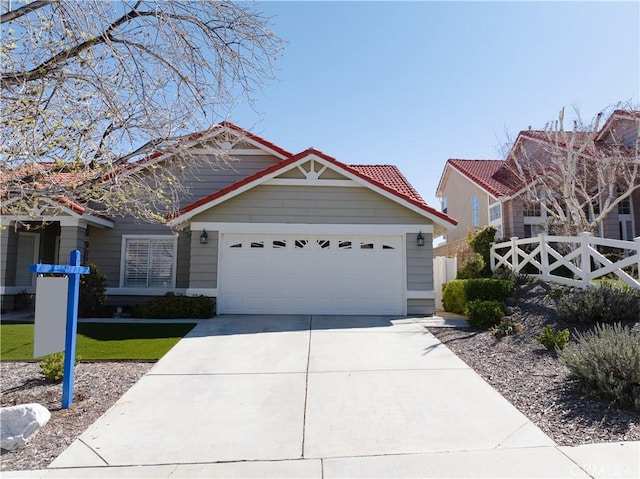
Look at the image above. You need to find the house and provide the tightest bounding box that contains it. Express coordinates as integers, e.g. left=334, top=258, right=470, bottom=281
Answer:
left=434, top=109, right=640, bottom=260
left=1, top=123, right=457, bottom=316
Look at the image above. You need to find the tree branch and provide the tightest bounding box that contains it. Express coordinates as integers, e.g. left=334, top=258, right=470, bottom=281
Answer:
left=1, top=1, right=143, bottom=86
left=1, top=0, right=55, bottom=24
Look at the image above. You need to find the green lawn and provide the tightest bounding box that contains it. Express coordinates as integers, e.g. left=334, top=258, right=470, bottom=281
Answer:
left=1, top=322, right=196, bottom=360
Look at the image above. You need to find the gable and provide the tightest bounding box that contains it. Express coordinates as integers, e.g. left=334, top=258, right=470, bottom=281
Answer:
left=190, top=183, right=428, bottom=225
left=438, top=160, right=505, bottom=200
left=169, top=149, right=457, bottom=235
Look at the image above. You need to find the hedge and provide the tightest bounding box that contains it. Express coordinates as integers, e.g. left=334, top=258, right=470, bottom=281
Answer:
left=443, top=278, right=515, bottom=315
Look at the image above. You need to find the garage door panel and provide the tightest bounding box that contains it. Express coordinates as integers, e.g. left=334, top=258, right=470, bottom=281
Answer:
left=218, top=234, right=403, bottom=315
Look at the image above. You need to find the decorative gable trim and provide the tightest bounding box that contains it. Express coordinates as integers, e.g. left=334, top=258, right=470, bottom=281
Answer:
left=264, top=158, right=361, bottom=187
left=168, top=149, right=457, bottom=232
left=2, top=196, right=114, bottom=228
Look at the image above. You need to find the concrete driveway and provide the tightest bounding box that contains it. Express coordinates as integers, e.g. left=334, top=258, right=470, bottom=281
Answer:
left=43, top=315, right=637, bottom=478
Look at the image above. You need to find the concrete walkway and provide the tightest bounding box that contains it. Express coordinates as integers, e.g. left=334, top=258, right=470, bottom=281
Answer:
left=4, top=315, right=639, bottom=478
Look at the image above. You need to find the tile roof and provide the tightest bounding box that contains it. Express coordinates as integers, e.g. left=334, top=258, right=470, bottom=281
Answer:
left=447, top=159, right=515, bottom=198
left=609, top=109, right=640, bottom=119
left=349, top=165, right=426, bottom=203
left=516, top=130, right=596, bottom=153
left=0, top=162, right=95, bottom=188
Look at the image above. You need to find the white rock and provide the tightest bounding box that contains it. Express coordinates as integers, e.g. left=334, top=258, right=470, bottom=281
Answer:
left=1, top=403, right=51, bottom=451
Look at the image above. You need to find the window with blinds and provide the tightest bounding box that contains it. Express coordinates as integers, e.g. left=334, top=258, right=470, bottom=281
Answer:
left=123, top=237, right=176, bottom=288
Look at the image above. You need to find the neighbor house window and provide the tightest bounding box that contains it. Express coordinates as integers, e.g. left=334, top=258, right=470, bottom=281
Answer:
left=472, top=195, right=480, bottom=227
left=489, top=204, right=501, bottom=221
left=618, top=196, right=631, bottom=215
left=442, top=197, right=448, bottom=214
left=121, top=236, right=177, bottom=288
left=523, top=201, right=541, bottom=217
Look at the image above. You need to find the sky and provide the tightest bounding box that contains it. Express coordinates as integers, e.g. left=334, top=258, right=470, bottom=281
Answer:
left=230, top=0, right=639, bottom=218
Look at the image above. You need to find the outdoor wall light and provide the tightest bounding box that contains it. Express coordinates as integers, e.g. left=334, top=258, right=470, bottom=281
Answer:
left=416, top=231, right=425, bottom=247
left=200, top=229, right=208, bottom=244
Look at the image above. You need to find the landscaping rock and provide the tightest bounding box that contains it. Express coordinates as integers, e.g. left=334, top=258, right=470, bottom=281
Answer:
left=504, top=306, right=515, bottom=316
left=505, top=297, right=518, bottom=307
left=1, top=403, right=51, bottom=451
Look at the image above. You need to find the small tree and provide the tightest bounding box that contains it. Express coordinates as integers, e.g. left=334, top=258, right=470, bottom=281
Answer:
left=469, top=226, right=498, bottom=276
left=506, top=106, right=639, bottom=236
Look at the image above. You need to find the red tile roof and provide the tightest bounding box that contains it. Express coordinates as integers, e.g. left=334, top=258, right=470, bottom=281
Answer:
left=0, top=162, right=95, bottom=188
left=349, top=165, right=426, bottom=204
left=516, top=130, right=597, bottom=153
left=609, top=109, right=640, bottom=119
left=172, top=148, right=456, bottom=226
left=447, top=159, right=515, bottom=198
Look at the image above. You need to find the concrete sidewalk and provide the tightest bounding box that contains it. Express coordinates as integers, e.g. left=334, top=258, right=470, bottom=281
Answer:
left=4, top=315, right=639, bottom=478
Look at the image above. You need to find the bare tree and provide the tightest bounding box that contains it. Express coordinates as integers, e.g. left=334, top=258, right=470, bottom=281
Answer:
left=506, top=106, right=640, bottom=236
left=1, top=0, right=282, bottom=221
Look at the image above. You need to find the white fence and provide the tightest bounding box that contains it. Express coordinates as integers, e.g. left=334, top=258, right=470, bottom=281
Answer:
left=490, top=232, right=640, bottom=290
left=434, top=256, right=458, bottom=310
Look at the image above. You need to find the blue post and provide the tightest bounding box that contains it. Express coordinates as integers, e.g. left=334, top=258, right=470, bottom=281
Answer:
left=30, top=249, right=89, bottom=409
left=62, top=250, right=81, bottom=409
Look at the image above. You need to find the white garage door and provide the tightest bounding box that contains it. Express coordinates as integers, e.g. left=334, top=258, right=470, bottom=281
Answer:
left=218, top=234, right=404, bottom=314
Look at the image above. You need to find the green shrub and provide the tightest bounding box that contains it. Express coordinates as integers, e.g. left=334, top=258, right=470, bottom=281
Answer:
left=559, top=323, right=640, bottom=411
left=40, top=352, right=80, bottom=382
left=80, top=263, right=107, bottom=316
left=492, top=266, right=531, bottom=285
left=131, top=293, right=214, bottom=319
left=464, top=278, right=514, bottom=302
left=535, top=325, right=570, bottom=350
left=469, top=226, right=498, bottom=276
left=442, top=280, right=467, bottom=314
left=545, top=288, right=564, bottom=300
left=457, top=254, right=485, bottom=279
left=489, top=319, right=524, bottom=337
left=465, top=300, right=504, bottom=329
left=557, top=283, right=640, bottom=324
left=442, top=278, right=515, bottom=314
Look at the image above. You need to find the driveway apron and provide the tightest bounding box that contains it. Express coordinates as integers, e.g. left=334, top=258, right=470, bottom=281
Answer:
left=51, top=315, right=556, bottom=469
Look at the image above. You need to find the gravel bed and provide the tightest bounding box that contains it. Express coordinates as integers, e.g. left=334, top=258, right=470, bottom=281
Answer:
left=429, top=281, right=640, bottom=446
left=1, top=361, right=153, bottom=471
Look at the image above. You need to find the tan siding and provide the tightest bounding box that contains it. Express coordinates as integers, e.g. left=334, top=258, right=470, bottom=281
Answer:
left=192, top=185, right=428, bottom=225
left=319, top=168, right=348, bottom=180
left=406, top=233, right=433, bottom=291
left=58, top=226, right=87, bottom=264
left=189, top=231, right=218, bottom=289
left=175, top=232, right=190, bottom=288
left=170, top=154, right=281, bottom=206
left=407, top=299, right=435, bottom=316
left=440, top=168, right=496, bottom=243
left=601, top=208, right=620, bottom=239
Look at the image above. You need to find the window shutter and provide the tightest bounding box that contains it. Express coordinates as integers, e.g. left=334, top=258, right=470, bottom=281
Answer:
left=125, top=239, right=150, bottom=287
left=149, top=239, right=174, bottom=287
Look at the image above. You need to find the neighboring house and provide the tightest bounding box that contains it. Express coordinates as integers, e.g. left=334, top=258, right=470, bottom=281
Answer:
left=1, top=123, right=457, bottom=316
left=435, top=109, right=640, bottom=259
